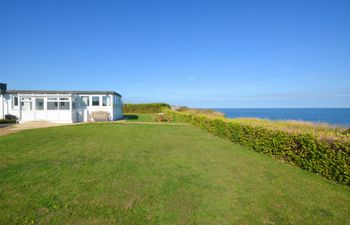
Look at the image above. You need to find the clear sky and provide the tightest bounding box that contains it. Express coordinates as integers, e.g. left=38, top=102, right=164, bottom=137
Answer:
left=0, top=0, right=349, bottom=108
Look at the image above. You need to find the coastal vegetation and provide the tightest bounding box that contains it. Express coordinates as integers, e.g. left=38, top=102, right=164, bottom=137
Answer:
left=165, top=109, right=350, bottom=185
left=124, top=113, right=176, bottom=123
left=123, top=103, right=170, bottom=114
left=0, top=123, right=349, bottom=224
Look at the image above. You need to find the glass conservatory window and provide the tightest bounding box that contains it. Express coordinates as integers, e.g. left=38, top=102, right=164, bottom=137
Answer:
left=92, top=96, right=100, bottom=106
left=35, top=98, right=44, bottom=110
left=102, top=96, right=109, bottom=106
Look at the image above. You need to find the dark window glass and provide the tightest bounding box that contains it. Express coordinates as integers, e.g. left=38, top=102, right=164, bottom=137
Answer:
left=47, top=101, right=58, bottom=110
left=35, top=98, right=44, bottom=110
left=13, top=96, right=18, bottom=106
left=92, top=96, right=100, bottom=106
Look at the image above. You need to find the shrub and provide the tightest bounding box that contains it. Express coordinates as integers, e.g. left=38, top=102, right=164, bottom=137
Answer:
left=175, top=107, right=225, bottom=117
left=0, top=119, right=16, bottom=124
left=165, top=110, right=350, bottom=185
left=343, top=128, right=350, bottom=135
left=176, top=106, right=189, bottom=111
left=152, top=113, right=173, bottom=122
left=123, top=103, right=170, bottom=113
left=0, top=114, right=18, bottom=124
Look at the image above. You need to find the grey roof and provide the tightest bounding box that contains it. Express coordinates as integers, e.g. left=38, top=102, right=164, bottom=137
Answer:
left=5, top=90, right=122, bottom=97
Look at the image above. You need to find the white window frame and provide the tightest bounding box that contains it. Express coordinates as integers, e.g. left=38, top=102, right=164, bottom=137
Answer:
left=59, top=98, right=70, bottom=110
left=21, top=97, right=33, bottom=111
left=35, top=98, right=45, bottom=110
left=47, top=97, right=59, bottom=110
left=102, top=96, right=110, bottom=106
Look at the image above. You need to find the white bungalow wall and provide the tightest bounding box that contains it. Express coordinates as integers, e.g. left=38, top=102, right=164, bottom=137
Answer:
left=0, top=93, right=123, bottom=123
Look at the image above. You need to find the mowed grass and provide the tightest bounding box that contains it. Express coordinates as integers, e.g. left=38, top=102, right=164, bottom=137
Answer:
left=0, top=123, right=349, bottom=225
left=123, top=113, right=156, bottom=122
left=123, top=113, right=178, bottom=123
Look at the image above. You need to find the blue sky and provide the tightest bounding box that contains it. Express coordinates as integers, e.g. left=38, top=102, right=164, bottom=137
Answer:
left=0, top=0, right=349, bottom=108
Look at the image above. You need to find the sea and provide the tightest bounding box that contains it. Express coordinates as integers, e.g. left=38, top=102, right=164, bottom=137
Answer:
left=213, top=108, right=350, bottom=127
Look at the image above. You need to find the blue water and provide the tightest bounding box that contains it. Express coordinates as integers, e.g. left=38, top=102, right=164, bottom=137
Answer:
left=214, top=108, right=350, bottom=126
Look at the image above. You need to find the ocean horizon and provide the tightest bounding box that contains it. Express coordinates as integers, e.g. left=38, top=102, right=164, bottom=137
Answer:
left=212, top=108, right=350, bottom=126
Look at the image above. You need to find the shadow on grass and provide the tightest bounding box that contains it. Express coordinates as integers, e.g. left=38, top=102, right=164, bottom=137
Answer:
left=123, top=114, right=139, bottom=121
left=0, top=123, right=16, bottom=128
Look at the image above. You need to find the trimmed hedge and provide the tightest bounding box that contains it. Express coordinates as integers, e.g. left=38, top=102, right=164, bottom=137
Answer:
left=0, top=119, right=17, bottom=124
left=123, top=103, right=170, bottom=113
left=0, top=114, right=18, bottom=124
left=166, top=110, right=350, bottom=185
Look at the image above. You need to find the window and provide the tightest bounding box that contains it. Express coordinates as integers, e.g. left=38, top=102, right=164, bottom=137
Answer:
left=47, top=98, right=58, bottom=110
left=113, top=96, right=118, bottom=106
left=13, top=96, right=19, bottom=108
left=21, top=97, right=32, bottom=111
left=59, top=102, right=70, bottom=110
left=59, top=97, right=70, bottom=110
left=72, top=97, right=79, bottom=109
left=92, top=96, right=100, bottom=106
left=102, top=96, right=109, bottom=106
left=81, top=96, right=89, bottom=107
left=35, top=98, right=44, bottom=110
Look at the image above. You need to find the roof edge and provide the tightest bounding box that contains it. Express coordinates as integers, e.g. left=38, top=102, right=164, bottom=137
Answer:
left=5, top=90, right=122, bottom=97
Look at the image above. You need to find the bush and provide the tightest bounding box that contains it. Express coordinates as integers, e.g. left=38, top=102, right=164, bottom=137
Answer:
left=0, top=119, right=17, bottom=124
left=175, top=107, right=225, bottom=117
left=343, top=128, right=350, bottom=135
left=165, top=110, right=350, bottom=185
left=0, top=114, right=18, bottom=124
left=123, top=103, right=170, bottom=113
left=176, top=106, right=189, bottom=111
left=152, top=113, right=173, bottom=122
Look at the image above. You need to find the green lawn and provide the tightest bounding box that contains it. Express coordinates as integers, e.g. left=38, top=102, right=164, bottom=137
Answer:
left=123, top=113, right=156, bottom=122
left=0, top=123, right=349, bottom=225
left=123, top=113, right=178, bottom=123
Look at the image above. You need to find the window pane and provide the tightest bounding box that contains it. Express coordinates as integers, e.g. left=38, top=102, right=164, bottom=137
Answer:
left=113, top=96, right=118, bottom=105
left=59, top=102, right=70, bottom=110
left=35, top=98, right=44, bottom=110
left=102, top=96, right=109, bottom=106
left=13, top=96, right=18, bottom=106
left=47, top=101, right=58, bottom=110
left=59, top=98, right=69, bottom=101
left=82, top=96, right=89, bottom=106
left=47, top=97, right=57, bottom=101
left=21, top=101, right=32, bottom=110
left=72, top=98, right=78, bottom=109
left=92, top=96, right=100, bottom=106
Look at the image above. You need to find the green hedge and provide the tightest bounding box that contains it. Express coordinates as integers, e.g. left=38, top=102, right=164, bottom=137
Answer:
left=0, top=119, right=17, bottom=124
left=123, top=103, right=170, bottom=113
left=166, top=110, right=350, bottom=185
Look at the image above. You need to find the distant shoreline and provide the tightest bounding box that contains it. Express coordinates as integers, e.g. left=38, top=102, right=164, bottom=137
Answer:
left=210, top=108, right=350, bottom=126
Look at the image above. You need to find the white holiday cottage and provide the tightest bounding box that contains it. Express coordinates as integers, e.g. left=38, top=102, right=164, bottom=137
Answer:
left=0, top=83, right=123, bottom=123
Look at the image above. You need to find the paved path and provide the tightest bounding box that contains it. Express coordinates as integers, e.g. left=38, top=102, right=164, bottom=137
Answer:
left=0, top=122, right=73, bottom=136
